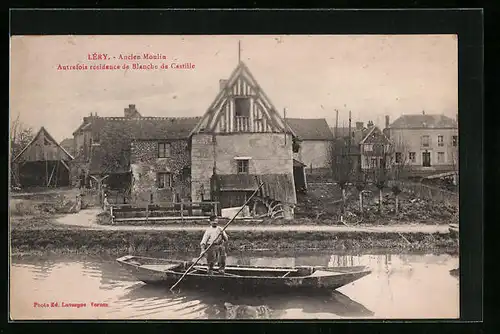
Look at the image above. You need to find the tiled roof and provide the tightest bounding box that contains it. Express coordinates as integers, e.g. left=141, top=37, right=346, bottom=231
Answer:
left=389, top=114, right=457, bottom=129
left=87, top=116, right=201, bottom=174
left=285, top=118, right=333, bottom=141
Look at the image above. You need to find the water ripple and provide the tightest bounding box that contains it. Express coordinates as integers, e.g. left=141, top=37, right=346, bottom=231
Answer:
left=10, top=253, right=459, bottom=320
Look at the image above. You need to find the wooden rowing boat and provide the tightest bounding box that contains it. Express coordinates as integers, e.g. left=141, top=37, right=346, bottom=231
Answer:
left=116, top=255, right=372, bottom=290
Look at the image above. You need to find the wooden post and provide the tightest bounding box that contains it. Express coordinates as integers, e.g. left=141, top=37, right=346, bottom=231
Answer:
left=47, top=163, right=56, bottom=188
left=146, top=203, right=149, bottom=223
left=180, top=202, right=184, bottom=222
left=110, top=205, right=114, bottom=224
left=214, top=202, right=218, bottom=216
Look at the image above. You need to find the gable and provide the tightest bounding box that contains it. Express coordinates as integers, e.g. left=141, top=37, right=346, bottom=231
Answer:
left=360, top=127, right=391, bottom=145
left=13, top=127, right=74, bottom=163
left=190, top=62, right=295, bottom=136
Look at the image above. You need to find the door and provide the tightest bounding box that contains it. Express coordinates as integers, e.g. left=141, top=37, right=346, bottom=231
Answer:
left=293, top=166, right=306, bottom=192
left=422, top=151, right=431, bottom=167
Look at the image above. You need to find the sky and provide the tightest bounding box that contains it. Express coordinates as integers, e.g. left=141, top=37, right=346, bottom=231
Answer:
left=10, top=35, right=457, bottom=142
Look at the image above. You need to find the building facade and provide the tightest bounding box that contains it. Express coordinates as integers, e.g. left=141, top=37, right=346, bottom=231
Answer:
left=385, top=113, right=458, bottom=175
left=189, top=61, right=297, bottom=218
left=359, top=125, right=392, bottom=171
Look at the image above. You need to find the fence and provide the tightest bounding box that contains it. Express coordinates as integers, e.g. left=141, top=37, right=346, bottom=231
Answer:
left=108, top=201, right=220, bottom=223
left=401, top=182, right=458, bottom=207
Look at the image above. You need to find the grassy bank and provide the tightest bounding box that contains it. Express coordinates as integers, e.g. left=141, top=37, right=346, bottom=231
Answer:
left=11, top=225, right=457, bottom=256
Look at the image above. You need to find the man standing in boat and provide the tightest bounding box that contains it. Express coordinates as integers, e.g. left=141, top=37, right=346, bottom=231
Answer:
left=200, top=215, right=228, bottom=275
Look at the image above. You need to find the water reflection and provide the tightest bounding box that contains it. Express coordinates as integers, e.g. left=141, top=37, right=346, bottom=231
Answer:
left=10, top=252, right=459, bottom=320
left=119, top=283, right=374, bottom=319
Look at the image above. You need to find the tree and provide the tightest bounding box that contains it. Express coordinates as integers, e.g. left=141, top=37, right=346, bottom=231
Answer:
left=366, top=141, right=391, bottom=214
left=330, top=138, right=354, bottom=213
left=10, top=114, right=34, bottom=159
left=10, top=115, right=35, bottom=186
left=354, top=169, right=368, bottom=214
left=388, top=138, right=412, bottom=215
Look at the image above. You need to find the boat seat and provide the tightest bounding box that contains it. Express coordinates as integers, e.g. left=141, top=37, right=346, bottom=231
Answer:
left=140, top=264, right=182, bottom=272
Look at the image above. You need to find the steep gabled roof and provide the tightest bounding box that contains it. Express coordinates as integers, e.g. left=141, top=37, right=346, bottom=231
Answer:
left=389, top=114, right=457, bottom=129
left=190, top=61, right=296, bottom=136
left=285, top=118, right=333, bottom=141
left=359, top=126, right=391, bottom=145
left=13, top=127, right=74, bottom=163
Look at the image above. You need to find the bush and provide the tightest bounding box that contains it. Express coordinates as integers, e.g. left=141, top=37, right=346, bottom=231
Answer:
left=9, top=199, right=41, bottom=216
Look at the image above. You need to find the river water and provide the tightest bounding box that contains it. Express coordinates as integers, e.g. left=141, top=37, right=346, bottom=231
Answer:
left=10, top=252, right=459, bottom=320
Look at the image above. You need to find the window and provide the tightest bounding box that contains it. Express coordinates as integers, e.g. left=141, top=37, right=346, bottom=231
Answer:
left=234, top=98, right=250, bottom=117
left=437, top=152, right=445, bottom=163
left=409, top=152, right=416, bottom=163
left=452, top=135, right=458, bottom=147
left=157, top=172, right=172, bottom=189
left=180, top=167, right=191, bottom=182
left=395, top=152, right=402, bottom=163
left=237, top=160, right=249, bottom=174
left=370, top=157, right=377, bottom=167
left=437, top=135, right=444, bottom=147
left=158, top=142, right=170, bottom=158
left=421, top=135, right=430, bottom=147
left=93, top=131, right=100, bottom=143
left=364, top=144, right=373, bottom=152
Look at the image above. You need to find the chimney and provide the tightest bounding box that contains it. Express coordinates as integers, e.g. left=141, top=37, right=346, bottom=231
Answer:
left=385, top=115, right=390, bottom=129
left=219, top=79, right=228, bottom=91
left=367, top=120, right=374, bottom=128
left=124, top=104, right=140, bottom=118
left=355, top=122, right=364, bottom=130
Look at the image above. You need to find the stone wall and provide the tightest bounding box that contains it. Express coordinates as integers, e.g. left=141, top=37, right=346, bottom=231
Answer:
left=190, top=133, right=295, bottom=203
left=130, top=140, right=191, bottom=204
left=190, top=134, right=215, bottom=203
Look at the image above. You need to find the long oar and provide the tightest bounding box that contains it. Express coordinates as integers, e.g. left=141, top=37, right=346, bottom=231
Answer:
left=169, top=182, right=265, bottom=292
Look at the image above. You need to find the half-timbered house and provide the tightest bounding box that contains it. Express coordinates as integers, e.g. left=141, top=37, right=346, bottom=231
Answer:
left=189, top=61, right=297, bottom=219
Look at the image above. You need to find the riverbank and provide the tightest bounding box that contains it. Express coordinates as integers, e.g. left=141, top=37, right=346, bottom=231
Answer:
left=10, top=212, right=458, bottom=256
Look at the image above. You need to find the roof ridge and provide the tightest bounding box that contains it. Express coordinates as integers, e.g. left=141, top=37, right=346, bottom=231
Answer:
left=101, top=116, right=202, bottom=121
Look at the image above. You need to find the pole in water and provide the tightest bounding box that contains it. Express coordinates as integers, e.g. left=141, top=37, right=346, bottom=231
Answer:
left=169, top=182, right=265, bottom=292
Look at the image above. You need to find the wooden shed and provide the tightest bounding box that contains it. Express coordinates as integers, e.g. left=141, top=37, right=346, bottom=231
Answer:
left=12, top=127, right=74, bottom=188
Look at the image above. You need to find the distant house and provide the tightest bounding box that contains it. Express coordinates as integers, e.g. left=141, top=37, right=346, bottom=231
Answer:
left=330, top=122, right=369, bottom=177
left=286, top=118, right=334, bottom=177
left=359, top=125, right=392, bottom=171
left=385, top=112, right=458, bottom=176
left=60, top=138, right=75, bottom=157
left=12, top=127, right=74, bottom=188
